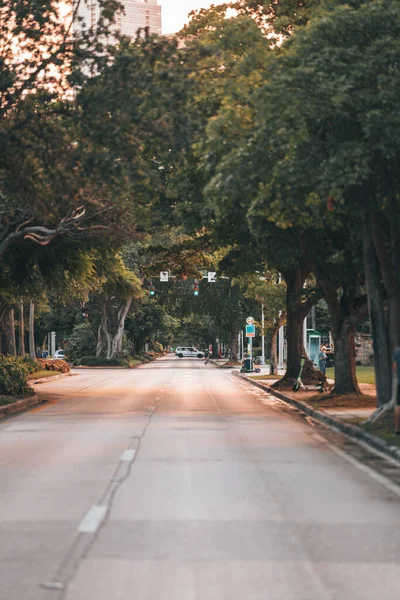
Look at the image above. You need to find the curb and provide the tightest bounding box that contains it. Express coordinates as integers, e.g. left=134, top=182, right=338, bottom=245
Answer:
left=209, top=360, right=240, bottom=369
left=232, top=370, right=400, bottom=464
left=0, top=394, right=41, bottom=418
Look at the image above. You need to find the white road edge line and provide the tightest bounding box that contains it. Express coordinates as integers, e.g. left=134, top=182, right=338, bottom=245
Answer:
left=237, top=372, right=400, bottom=497
left=78, top=505, right=107, bottom=533
left=120, top=449, right=136, bottom=462
left=318, top=437, right=400, bottom=498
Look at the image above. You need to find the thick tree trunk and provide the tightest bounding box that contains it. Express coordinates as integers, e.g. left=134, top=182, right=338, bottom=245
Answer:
left=331, top=323, right=360, bottom=395
left=97, top=297, right=132, bottom=359
left=18, top=297, right=25, bottom=356
left=3, top=308, right=17, bottom=356
left=269, top=329, right=278, bottom=375
left=230, top=332, right=239, bottom=362
left=363, top=220, right=392, bottom=406
left=279, top=270, right=310, bottom=383
left=29, top=300, right=36, bottom=361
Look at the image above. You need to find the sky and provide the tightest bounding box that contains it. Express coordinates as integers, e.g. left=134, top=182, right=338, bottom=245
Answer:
left=159, top=0, right=226, bottom=34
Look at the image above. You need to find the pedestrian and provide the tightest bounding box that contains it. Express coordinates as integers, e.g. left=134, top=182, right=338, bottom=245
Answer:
left=204, top=348, right=209, bottom=365
left=393, top=347, right=400, bottom=435
left=318, top=345, right=328, bottom=375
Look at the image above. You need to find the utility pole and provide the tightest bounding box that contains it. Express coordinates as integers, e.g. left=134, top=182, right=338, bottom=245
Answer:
left=278, top=274, right=284, bottom=370
left=261, top=304, right=265, bottom=365
left=303, top=317, right=308, bottom=357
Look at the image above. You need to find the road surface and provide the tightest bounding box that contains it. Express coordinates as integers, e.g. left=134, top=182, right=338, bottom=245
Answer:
left=0, top=356, right=400, bottom=600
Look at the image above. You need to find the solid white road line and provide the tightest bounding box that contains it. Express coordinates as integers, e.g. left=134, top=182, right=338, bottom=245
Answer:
left=78, top=505, right=107, bottom=533
left=312, top=434, right=400, bottom=498
left=120, top=449, right=136, bottom=462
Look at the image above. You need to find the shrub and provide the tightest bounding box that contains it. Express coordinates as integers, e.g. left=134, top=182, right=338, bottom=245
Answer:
left=77, top=356, right=130, bottom=367
left=153, top=342, right=164, bottom=354
left=65, top=323, right=96, bottom=361
left=37, top=358, right=70, bottom=373
left=22, top=356, right=40, bottom=373
left=0, top=355, right=34, bottom=396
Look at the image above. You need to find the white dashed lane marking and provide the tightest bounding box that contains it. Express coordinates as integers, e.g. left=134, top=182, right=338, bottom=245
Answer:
left=120, top=449, right=136, bottom=462
left=78, top=505, right=107, bottom=533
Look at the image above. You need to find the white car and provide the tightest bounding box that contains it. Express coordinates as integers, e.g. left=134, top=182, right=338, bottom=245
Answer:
left=175, top=347, right=205, bottom=359
left=53, top=350, right=66, bottom=360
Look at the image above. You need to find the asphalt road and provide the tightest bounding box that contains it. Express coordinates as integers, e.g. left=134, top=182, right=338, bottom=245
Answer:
left=1, top=356, right=400, bottom=600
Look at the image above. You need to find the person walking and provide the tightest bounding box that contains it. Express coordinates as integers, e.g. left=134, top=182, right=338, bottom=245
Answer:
left=204, top=348, right=210, bottom=365
left=318, top=345, right=328, bottom=375
left=393, top=347, right=400, bottom=435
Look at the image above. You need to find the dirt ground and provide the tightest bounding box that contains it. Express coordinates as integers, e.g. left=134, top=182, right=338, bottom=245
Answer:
left=266, top=380, right=377, bottom=409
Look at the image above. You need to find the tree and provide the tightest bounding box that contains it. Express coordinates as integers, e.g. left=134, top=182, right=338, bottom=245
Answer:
left=95, top=255, right=143, bottom=359
left=249, top=0, right=400, bottom=403
left=0, top=1, right=126, bottom=257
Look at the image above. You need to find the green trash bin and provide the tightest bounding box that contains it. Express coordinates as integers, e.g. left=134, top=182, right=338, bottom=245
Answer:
left=244, top=358, right=253, bottom=371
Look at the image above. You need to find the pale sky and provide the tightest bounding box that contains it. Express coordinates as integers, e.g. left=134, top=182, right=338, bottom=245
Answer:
left=159, top=0, right=226, bottom=34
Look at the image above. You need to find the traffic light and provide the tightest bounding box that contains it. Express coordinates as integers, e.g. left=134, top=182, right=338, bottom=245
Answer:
left=148, top=279, right=155, bottom=297
left=193, top=280, right=199, bottom=296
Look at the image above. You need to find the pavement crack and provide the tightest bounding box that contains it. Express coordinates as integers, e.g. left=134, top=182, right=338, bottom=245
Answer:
left=40, top=387, right=165, bottom=600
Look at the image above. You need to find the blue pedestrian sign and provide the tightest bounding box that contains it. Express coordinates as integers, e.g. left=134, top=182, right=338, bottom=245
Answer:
left=246, top=324, right=255, bottom=338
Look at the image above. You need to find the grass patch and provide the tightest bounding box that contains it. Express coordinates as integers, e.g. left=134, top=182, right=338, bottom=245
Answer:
left=326, top=366, right=375, bottom=385
left=27, top=370, right=60, bottom=380
left=128, top=359, right=142, bottom=367
left=362, top=410, right=400, bottom=448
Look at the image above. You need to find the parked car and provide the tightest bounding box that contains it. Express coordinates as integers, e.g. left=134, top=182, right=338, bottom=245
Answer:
left=175, top=347, right=205, bottom=359
left=53, top=350, right=66, bottom=360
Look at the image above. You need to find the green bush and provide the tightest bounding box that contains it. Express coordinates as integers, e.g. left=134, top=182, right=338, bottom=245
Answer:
left=22, top=356, right=40, bottom=373
left=0, top=355, right=34, bottom=396
left=65, top=323, right=96, bottom=361
left=153, top=342, right=164, bottom=354
left=77, top=356, right=131, bottom=367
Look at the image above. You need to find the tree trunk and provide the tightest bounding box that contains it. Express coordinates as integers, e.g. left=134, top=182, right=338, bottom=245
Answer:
left=363, top=220, right=392, bottom=406
left=269, top=327, right=279, bottom=375
left=18, top=297, right=25, bottom=356
left=97, top=297, right=132, bottom=359
left=230, top=331, right=239, bottom=362
left=331, top=323, right=360, bottom=395
left=29, top=300, right=36, bottom=361
left=3, top=308, right=17, bottom=356
left=279, top=270, right=309, bottom=383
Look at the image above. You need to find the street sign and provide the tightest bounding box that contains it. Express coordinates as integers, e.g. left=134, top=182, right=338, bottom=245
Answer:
left=160, top=271, right=169, bottom=282
left=246, top=316, right=255, bottom=325
left=208, top=271, right=217, bottom=283
left=246, top=324, right=255, bottom=338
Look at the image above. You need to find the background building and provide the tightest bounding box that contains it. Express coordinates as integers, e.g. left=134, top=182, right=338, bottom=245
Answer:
left=77, top=0, right=162, bottom=38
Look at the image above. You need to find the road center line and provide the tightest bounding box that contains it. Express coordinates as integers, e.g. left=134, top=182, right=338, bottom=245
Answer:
left=120, top=449, right=136, bottom=462
left=78, top=505, right=107, bottom=533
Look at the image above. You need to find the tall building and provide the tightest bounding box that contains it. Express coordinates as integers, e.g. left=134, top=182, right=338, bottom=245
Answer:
left=77, top=1, right=162, bottom=38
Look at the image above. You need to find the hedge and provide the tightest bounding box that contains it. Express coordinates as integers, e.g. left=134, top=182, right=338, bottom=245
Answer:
left=77, top=356, right=131, bottom=367
left=37, top=358, right=70, bottom=373
left=0, top=356, right=34, bottom=396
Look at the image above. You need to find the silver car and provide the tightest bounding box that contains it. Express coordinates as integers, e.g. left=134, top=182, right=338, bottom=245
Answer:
left=175, top=347, right=204, bottom=359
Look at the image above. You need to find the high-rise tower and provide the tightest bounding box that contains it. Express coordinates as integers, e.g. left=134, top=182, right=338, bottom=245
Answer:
left=77, top=1, right=162, bottom=38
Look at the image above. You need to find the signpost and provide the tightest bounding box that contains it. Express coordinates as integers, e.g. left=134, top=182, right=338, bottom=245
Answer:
left=160, top=271, right=169, bottom=282
left=208, top=272, right=217, bottom=283
left=245, top=321, right=255, bottom=361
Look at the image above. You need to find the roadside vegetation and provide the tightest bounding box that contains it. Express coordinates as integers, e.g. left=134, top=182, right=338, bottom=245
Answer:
left=1, top=1, right=399, bottom=427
